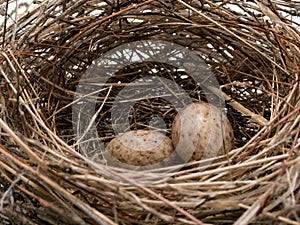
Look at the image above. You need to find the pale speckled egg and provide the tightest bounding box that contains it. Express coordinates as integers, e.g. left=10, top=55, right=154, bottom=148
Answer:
left=105, top=129, right=174, bottom=167
left=172, top=102, right=234, bottom=162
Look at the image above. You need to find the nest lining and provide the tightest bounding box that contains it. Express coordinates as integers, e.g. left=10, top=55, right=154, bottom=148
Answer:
left=0, top=0, right=300, bottom=224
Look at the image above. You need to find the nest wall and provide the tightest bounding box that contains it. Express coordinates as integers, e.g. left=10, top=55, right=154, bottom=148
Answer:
left=0, top=0, right=300, bottom=224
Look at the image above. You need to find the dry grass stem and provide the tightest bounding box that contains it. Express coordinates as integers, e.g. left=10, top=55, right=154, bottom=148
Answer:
left=0, top=0, right=299, bottom=224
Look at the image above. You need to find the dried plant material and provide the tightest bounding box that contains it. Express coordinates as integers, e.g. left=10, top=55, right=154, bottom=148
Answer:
left=0, top=0, right=299, bottom=224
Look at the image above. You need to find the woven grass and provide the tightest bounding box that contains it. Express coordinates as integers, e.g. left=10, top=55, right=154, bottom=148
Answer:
left=0, top=0, right=300, bottom=224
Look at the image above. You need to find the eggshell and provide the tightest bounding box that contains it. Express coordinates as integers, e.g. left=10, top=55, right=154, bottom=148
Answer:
left=172, top=102, right=234, bottom=162
left=105, top=130, right=174, bottom=167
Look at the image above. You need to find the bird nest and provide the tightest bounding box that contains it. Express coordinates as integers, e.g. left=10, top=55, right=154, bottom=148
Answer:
left=0, top=0, right=300, bottom=224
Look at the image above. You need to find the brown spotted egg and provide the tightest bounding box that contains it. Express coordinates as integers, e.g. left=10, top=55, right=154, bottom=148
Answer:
left=105, top=129, right=174, bottom=167
left=172, top=102, right=234, bottom=162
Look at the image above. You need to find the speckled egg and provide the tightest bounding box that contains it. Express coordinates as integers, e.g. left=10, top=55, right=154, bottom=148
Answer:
left=172, top=102, right=234, bottom=162
left=105, top=129, right=174, bottom=167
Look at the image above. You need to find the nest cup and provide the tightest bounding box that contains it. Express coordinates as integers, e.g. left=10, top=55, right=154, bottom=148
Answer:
left=0, top=0, right=300, bottom=224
